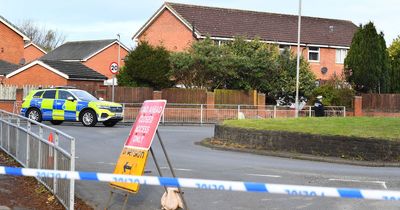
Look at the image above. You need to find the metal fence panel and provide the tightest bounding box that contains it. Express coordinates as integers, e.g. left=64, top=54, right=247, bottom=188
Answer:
left=121, top=103, right=346, bottom=124
left=0, top=110, right=75, bottom=210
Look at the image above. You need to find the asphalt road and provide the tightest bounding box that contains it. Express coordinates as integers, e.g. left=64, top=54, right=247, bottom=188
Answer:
left=52, top=123, right=400, bottom=210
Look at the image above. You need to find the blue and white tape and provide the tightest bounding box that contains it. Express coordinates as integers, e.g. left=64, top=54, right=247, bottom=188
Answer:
left=1, top=166, right=400, bottom=201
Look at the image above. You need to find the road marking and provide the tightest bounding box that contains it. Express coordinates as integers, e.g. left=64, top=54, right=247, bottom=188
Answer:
left=247, top=173, right=281, bottom=178
left=160, top=166, right=193, bottom=172
left=328, top=178, right=387, bottom=189
left=95, top=162, right=116, bottom=166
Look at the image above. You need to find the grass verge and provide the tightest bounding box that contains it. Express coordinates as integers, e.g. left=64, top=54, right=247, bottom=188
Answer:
left=223, top=117, right=400, bottom=141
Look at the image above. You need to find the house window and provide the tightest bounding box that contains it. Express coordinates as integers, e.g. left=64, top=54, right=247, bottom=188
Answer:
left=308, top=47, right=320, bottom=62
left=212, top=39, right=231, bottom=46
left=219, top=40, right=231, bottom=45
left=279, top=45, right=291, bottom=54
left=213, top=40, right=220, bottom=45
left=336, top=49, right=348, bottom=64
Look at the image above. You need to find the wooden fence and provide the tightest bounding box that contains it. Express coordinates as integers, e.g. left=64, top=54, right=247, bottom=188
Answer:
left=162, top=88, right=208, bottom=104
left=362, top=94, right=400, bottom=112
left=214, top=89, right=257, bottom=105
left=105, top=86, right=154, bottom=103
left=15, top=84, right=262, bottom=105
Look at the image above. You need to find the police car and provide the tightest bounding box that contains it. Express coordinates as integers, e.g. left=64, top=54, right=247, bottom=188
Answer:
left=21, top=87, right=123, bottom=127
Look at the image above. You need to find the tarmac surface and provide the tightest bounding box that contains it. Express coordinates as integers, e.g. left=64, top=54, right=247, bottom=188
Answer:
left=53, top=123, right=400, bottom=210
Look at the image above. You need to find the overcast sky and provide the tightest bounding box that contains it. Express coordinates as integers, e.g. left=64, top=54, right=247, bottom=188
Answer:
left=1, top=0, right=399, bottom=48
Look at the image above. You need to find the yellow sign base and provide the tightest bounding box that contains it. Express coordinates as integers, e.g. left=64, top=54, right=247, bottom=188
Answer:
left=110, top=147, right=149, bottom=193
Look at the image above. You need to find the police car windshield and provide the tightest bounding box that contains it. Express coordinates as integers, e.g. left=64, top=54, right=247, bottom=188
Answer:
left=70, top=90, right=98, bottom=101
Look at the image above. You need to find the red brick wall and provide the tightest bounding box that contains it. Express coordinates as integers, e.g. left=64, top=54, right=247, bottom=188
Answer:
left=353, top=96, right=363, bottom=116
left=291, top=46, right=344, bottom=80
left=138, top=9, right=195, bottom=52
left=309, top=48, right=344, bottom=80
left=0, top=22, right=24, bottom=64
left=24, top=45, right=46, bottom=63
left=0, top=101, right=15, bottom=112
left=4, top=64, right=68, bottom=86
left=138, top=8, right=345, bottom=80
left=83, top=43, right=129, bottom=79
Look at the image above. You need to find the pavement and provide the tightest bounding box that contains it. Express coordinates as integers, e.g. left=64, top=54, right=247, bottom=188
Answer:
left=48, top=123, right=400, bottom=210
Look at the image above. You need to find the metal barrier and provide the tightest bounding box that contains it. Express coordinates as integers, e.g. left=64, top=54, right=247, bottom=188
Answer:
left=121, top=103, right=346, bottom=124
left=13, top=101, right=22, bottom=114
left=0, top=110, right=75, bottom=210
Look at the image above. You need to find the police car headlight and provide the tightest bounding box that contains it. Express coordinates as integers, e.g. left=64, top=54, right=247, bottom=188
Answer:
left=97, top=105, right=111, bottom=110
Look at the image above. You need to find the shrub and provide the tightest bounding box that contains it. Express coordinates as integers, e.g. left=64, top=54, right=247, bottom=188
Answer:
left=311, top=77, right=355, bottom=107
left=118, top=41, right=173, bottom=90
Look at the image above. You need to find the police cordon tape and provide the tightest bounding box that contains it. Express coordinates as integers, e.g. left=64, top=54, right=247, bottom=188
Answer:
left=1, top=166, right=400, bottom=201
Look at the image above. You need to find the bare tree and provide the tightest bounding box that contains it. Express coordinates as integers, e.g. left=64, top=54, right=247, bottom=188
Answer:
left=18, top=20, right=66, bottom=52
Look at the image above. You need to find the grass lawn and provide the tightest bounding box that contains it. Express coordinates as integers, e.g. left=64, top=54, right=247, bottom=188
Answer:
left=223, top=117, right=400, bottom=141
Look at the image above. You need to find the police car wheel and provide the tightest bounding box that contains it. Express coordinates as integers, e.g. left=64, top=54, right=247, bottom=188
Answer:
left=27, top=108, right=42, bottom=122
left=50, top=120, right=63, bottom=125
left=81, top=110, right=97, bottom=127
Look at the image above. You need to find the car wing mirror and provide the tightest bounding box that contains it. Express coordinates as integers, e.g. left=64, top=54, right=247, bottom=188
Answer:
left=99, top=97, right=104, bottom=101
left=67, top=96, right=75, bottom=101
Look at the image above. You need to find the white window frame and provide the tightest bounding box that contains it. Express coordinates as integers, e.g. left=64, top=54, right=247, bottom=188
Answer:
left=308, top=47, right=320, bottom=62
left=336, top=49, right=348, bottom=64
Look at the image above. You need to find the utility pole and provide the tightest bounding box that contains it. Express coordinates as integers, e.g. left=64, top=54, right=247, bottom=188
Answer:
left=295, top=0, right=302, bottom=118
left=112, top=34, right=121, bottom=102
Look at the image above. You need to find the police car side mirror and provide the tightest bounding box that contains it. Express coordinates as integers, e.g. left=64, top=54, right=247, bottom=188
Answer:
left=99, top=97, right=104, bottom=101
left=67, top=96, right=75, bottom=102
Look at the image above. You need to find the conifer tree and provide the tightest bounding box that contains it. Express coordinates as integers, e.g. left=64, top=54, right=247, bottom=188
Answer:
left=345, top=22, right=390, bottom=93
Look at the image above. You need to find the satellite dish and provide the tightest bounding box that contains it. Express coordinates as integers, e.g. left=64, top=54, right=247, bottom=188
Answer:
left=321, top=67, right=328, bottom=74
left=19, top=58, right=26, bottom=65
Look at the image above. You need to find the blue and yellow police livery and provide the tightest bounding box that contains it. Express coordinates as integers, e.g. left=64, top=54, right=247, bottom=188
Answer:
left=21, top=87, right=123, bottom=127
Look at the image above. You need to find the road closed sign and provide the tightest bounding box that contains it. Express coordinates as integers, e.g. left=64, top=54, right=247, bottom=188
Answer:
left=125, top=100, right=167, bottom=150
left=110, top=100, right=166, bottom=193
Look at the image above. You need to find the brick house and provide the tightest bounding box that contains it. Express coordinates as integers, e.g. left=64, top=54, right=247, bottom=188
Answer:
left=4, top=60, right=107, bottom=88
left=24, top=42, right=47, bottom=63
left=0, top=15, right=30, bottom=65
left=41, top=39, right=130, bottom=84
left=133, top=2, right=357, bottom=81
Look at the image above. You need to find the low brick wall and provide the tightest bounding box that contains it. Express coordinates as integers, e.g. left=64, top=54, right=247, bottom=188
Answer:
left=214, top=125, right=400, bottom=162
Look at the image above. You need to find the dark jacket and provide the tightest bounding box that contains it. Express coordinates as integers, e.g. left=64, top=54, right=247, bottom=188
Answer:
left=313, top=100, right=325, bottom=117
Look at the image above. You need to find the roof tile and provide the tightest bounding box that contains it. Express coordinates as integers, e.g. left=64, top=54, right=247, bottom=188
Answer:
left=40, top=60, right=107, bottom=80
left=0, top=60, right=19, bottom=76
left=41, top=39, right=117, bottom=61
left=167, top=2, right=357, bottom=46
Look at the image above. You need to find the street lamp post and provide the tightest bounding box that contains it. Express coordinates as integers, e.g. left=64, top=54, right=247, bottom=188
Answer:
left=295, top=0, right=302, bottom=118
left=112, top=34, right=121, bottom=102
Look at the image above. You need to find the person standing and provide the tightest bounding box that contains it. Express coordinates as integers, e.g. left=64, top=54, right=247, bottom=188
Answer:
left=314, top=95, right=325, bottom=117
